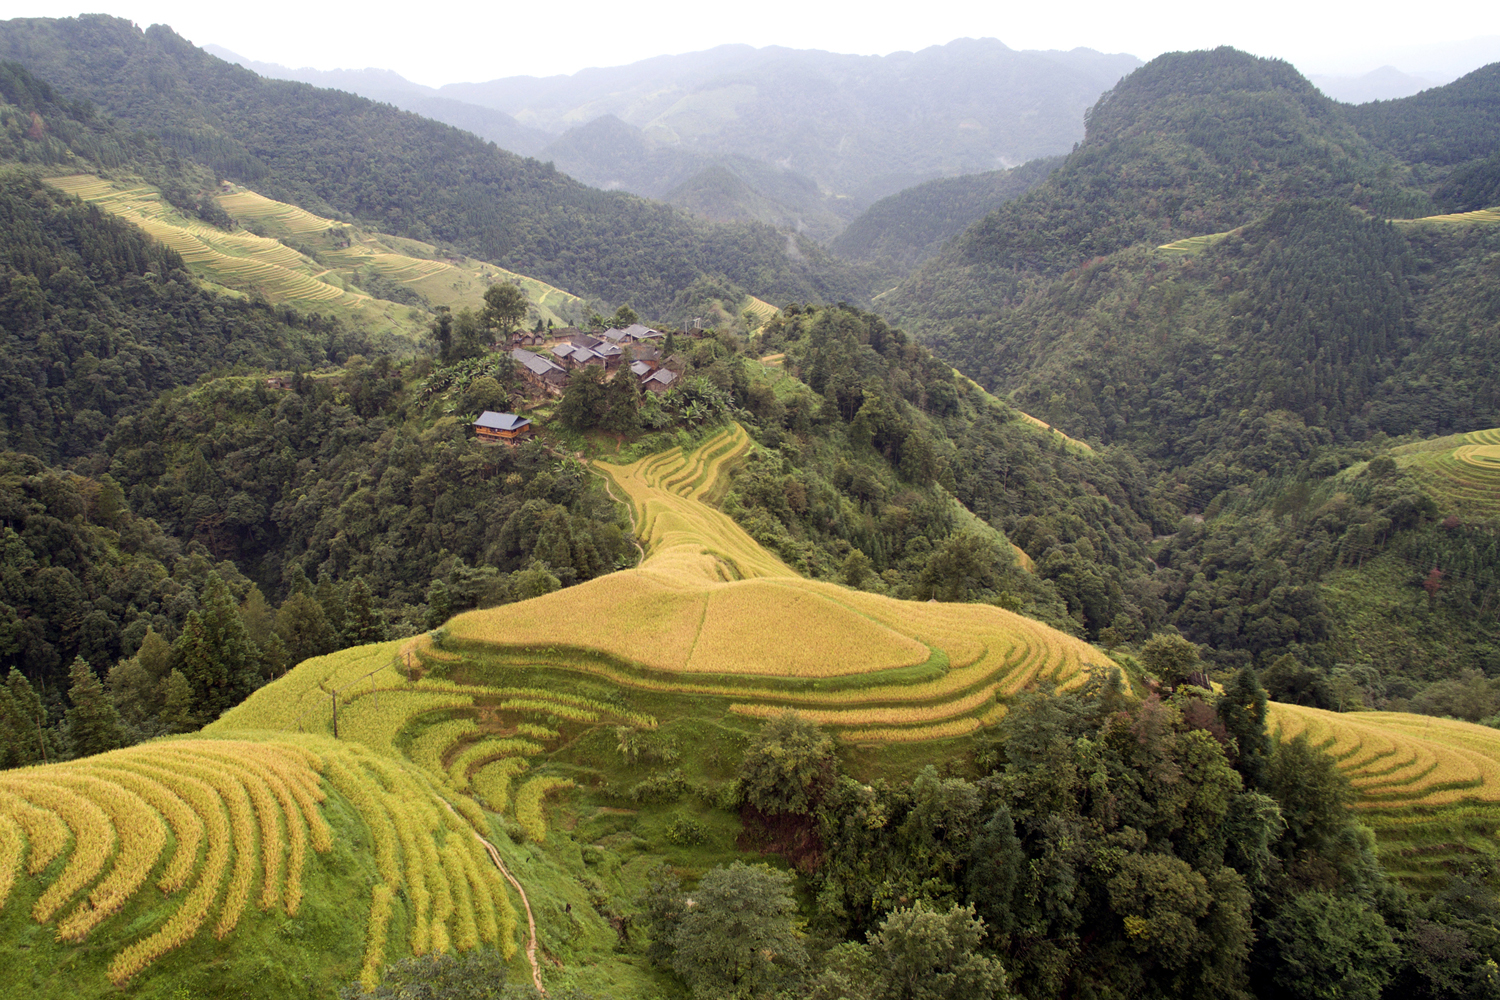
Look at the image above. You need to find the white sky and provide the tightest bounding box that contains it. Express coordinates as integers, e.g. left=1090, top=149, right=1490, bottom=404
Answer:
left=9, top=1, right=1499, bottom=86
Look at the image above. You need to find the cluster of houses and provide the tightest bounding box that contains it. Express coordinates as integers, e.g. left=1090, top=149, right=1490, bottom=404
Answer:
left=509, top=324, right=680, bottom=399
left=475, top=323, right=692, bottom=444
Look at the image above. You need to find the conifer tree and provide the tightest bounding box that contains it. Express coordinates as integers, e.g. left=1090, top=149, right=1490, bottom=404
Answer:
left=239, top=584, right=276, bottom=646
left=275, top=591, right=337, bottom=666
left=173, top=610, right=218, bottom=713
left=343, top=577, right=386, bottom=645
left=135, top=626, right=173, bottom=684
left=1218, top=666, right=1272, bottom=788
left=65, top=656, right=126, bottom=758
left=1, top=667, right=51, bottom=767
left=315, top=572, right=346, bottom=638
left=200, top=572, right=259, bottom=713
left=160, top=669, right=199, bottom=734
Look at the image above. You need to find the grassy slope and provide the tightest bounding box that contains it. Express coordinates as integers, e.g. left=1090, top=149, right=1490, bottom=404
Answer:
left=44, top=173, right=586, bottom=339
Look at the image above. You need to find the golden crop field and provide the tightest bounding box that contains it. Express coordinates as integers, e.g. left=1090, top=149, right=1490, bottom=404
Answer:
left=1268, top=703, right=1500, bottom=888
left=0, top=734, right=523, bottom=989
left=43, top=176, right=586, bottom=337
left=441, top=424, right=1115, bottom=742
left=216, top=186, right=585, bottom=325
left=1380, top=427, right=1500, bottom=518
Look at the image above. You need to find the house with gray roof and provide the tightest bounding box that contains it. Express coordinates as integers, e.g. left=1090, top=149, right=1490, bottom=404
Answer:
left=473, top=411, right=532, bottom=444
left=511, top=348, right=568, bottom=396
left=641, top=368, right=678, bottom=394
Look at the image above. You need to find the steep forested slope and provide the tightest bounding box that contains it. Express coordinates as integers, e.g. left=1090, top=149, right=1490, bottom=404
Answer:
left=830, top=157, right=1062, bottom=276
left=882, top=48, right=1500, bottom=701
left=0, top=15, right=863, bottom=312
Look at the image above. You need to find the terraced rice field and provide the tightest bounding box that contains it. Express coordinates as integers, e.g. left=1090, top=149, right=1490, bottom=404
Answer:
left=1157, top=230, right=1235, bottom=255
left=1399, top=207, right=1500, bottom=227
left=0, top=735, right=516, bottom=989
left=442, top=424, right=1113, bottom=742
left=43, top=176, right=584, bottom=335
left=1385, top=427, right=1500, bottom=518
left=47, top=175, right=356, bottom=306
left=743, top=296, right=780, bottom=322
left=216, top=186, right=584, bottom=324
left=1269, top=703, right=1500, bottom=887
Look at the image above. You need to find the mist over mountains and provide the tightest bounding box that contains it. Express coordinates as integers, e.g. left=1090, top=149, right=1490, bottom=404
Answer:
left=210, top=39, right=1140, bottom=230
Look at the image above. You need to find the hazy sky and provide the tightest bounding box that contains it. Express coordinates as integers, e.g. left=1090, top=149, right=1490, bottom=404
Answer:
left=11, top=0, right=1499, bottom=86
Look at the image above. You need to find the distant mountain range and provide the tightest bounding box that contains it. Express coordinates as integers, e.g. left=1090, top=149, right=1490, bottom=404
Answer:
left=1308, top=66, right=1440, bottom=103
left=209, top=40, right=1140, bottom=237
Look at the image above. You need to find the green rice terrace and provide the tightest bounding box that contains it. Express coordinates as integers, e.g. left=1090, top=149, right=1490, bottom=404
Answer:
left=1380, top=427, right=1500, bottom=519
left=43, top=175, right=585, bottom=338
left=11, top=425, right=1500, bottom=997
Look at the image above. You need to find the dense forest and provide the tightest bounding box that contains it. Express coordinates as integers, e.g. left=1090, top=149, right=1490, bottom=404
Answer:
left=4, top=23, right=1500, bottom=1000
left=0, top=15, right=863, bottom=314
left=828, top=157, right=1063, bottom=278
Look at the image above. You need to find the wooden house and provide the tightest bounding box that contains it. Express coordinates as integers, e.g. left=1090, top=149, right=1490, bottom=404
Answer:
left=511, top=349, right=568, bottom=396
left=569, top=333, right=604, bottom=350
left=473, top=411, right=532, bottom=444
left=625, top=324, right=665, bottom=344
left=629, top=360, right=653, bottom=379
left=641, top=368, right=678, bottom=394
left=265, top=376, right=291, bottom=390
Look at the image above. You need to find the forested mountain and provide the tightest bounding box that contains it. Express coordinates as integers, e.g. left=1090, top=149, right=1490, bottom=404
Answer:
left=1343, top=63, right=1500, bottom=211
left=829, top=157, right=1062, bottom=276
left=204, top=39, right=1137, bottom=241
left=881, top=46, right=1500, bottom=701
left=0, top=15, right=863, bottom=313
left=442, top=39, right=1140, bottom=205
left=204, top=44, right=555, bottom=157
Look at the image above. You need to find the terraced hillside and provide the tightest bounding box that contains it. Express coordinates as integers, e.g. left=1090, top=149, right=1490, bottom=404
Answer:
left=44, top=175, right=585, bottom=337
left=0, top=733, right=517, bottom=995
left=0, top=425, right=1117, bottom=996
left=1270, top=703, right=1500, bottom=889
left=1383, top=427, right=1500, bottom=519
left=442, top=424, right=1113, bottom=744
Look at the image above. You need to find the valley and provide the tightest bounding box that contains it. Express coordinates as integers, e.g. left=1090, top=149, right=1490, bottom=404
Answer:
left=2, top=15, right=1500, bottom=1000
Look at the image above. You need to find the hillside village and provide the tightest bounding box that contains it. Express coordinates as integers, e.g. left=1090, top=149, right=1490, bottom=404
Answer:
left=478, top=322, right=689, bottom=439
left=6, top=16, right=1500, bottom=1000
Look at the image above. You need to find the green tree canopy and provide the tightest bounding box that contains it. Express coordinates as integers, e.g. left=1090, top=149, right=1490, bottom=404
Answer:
left=670, top=862, right=806, bottom=998
left=738, top=712, right=836, bottom=816
left=64, top=655, right=126, bottom=758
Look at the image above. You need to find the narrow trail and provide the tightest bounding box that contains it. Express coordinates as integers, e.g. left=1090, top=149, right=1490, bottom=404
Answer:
left=444, top=802, right=545, bottom=993
left=475, top=830, right=545, bottom=994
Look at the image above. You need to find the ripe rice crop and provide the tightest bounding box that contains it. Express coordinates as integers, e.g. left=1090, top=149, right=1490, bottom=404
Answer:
left=411, top=719, right=479, bottom=776
left=514, top=724, right=559, bottom=740
left=1385, top=427, right=1500, bottom=518
left=843, top=716, right=984, bottom=744
left=447, top=739, right=543, bottom=792
left=442, top=423, right=1111, bottom=741
left=93, top=766, right=203, bottom=893
left=1269, top=704, right=1500, bottom=806
left=0, top=791, right=68, bottom=874
left=0, top=811, right=22, bottom=910
left=1, top=731, right=513, bottom=986
left=49, top=774, right=165, bottom=941
left=495, top=698, right=599, bottom=722
left=4, top=776, right=116, bottom=924
left=339, top=691, right=477, bottom=757
left=360, top=883, right=396, bottom=991
left=473, top=758, right=530, bottom=813
left=514, top=777, right=575, bottom=844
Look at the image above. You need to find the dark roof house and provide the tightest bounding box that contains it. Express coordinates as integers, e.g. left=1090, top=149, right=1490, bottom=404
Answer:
left=473, top=410, right=532, bottom=444
left=641, top=368, right=678, bottom=393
